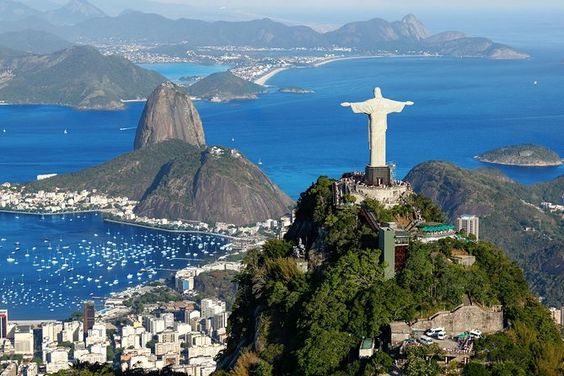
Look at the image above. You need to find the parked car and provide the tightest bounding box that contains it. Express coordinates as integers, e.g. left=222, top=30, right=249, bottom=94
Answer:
left=435, top=331, right=447, bottom=340
left=470, top=329, right=482, bottom=338
left=425, top=327, right=445, bottom=337
left=418, top=335, right=434, bottom=345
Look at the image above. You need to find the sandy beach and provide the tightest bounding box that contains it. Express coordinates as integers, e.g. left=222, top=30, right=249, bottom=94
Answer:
left=254, top=55, right=386, bottom=86
left=254, top=67, right=290, bottom=86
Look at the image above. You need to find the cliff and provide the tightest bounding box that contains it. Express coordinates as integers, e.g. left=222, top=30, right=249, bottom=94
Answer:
left=134, top=82, right=206, bottom=150
left=475, top=144, right=562, bottom=167
left=30, top=140, right=293, bottom=226
left=405, top=161, right=564, bottom=305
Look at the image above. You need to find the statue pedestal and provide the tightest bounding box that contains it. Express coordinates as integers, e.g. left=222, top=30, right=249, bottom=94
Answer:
left=365, top=166, right=391, bottom=186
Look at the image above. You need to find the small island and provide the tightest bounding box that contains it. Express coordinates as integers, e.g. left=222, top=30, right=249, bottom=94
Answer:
left=186, top=71, right=267, bottom=102
left=279, top=87, right=315, bottom=94
left=475, top=144, right=562, bottom=167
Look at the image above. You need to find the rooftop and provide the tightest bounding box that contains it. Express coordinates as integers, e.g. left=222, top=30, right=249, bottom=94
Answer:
left=360, top=337, right=375, bottom=350
left=418, top=223, right=456, bottom=233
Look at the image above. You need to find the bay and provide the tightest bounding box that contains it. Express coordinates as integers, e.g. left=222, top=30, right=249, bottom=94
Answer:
left=1, top=56, right=563, bottom=319
left=0, top=212, right=229, bottom=320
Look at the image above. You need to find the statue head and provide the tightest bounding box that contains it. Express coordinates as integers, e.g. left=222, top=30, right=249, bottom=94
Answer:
left=374, top=87, right=383, bottom=99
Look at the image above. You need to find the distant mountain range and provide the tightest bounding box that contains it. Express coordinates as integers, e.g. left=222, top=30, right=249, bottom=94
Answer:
left=0, top=3, right=528, bottom=59
left=0, top=29, right=72, bottom=54
left=405, top=161, right=564, bottom=305
left=0, top=45, right=166, bottom=109
left=0, top=0, right=106, bottom=25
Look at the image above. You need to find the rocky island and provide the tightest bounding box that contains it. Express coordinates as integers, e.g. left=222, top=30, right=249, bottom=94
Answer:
left=186, top=71, right=267, bottom=102
left=475, top=144, right=562, bottom=167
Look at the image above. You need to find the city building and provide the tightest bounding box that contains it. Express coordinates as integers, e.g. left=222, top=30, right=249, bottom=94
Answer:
left=14, top=325, right=34, bottom=355
left=417, top=223, right=457, bottom=243
left=201, top=299, right=226, bottom=319
left=549, top=307, right=563, bottom=326
left=45, top=347, right=70, bottom=373
left=457, top=215, right=480, bottom=241
left=0, top=310, right=7, bottom=339
left=378, top=222, right=411, bottom=279
left=83, top=301, right=96, bottom=337
left=175, top=268, right=198, bottom=293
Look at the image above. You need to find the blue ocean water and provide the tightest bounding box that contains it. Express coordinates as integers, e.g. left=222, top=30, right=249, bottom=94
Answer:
left=1, top=56, right=563, bottom=319
left=1, top=57, right=562, bottom=198
left=0, top=212, right=228, bottom=319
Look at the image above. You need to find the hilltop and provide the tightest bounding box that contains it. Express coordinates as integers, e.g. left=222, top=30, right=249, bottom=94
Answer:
left=214, top=176, right=563, bottom=375
left=186, top=71, right=266, bottom=102
left=29, top=84, right=293, bottom=225
left=0, top=45, right=166, bottom=109
left=0, top=29, right=72, bottom=54
left=405, top=161, right=564, bottom=305
left=29, top=140, right=293, bottom=225
left=475, top=144, right=562, bottom=167
left=135, top=82, right=206, bottom=150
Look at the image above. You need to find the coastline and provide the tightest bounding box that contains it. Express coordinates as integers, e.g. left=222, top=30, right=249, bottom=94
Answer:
left=474, top=157, right=563, bottom=167
left=103, top=218, right=244, bottom=241
left=0, top=209, right=249, bottom=242
left=0, top=209, right=105, bottom=216
left=253, top=54, right=413, bottom=86
left=254, top=67, right=290, bottom=86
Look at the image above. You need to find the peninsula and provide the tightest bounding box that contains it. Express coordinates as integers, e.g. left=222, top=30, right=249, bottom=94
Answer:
left=475, top=144, right=562, bottom=167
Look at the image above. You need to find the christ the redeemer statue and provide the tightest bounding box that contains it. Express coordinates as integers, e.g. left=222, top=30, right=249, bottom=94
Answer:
left=341, top=87, right=414, bottom=168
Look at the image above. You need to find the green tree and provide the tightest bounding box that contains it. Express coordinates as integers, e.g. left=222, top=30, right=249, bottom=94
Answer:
left=462, top=362, right=489, bottom=376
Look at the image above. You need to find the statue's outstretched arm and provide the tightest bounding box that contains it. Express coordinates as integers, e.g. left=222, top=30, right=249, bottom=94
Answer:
left=405, top=101, right=414, bottom=106
left=341, top=102, right=351, bottom=107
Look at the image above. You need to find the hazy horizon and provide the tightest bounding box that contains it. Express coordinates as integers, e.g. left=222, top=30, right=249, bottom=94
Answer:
left=14, top=0, right=564, bottom=49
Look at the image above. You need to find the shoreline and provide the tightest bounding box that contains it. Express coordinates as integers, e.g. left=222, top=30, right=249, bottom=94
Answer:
left=254, top=67, right=290, bottom=86
left=0, top=209, right=250, bottom=241
left=103, top=218, right=244, bottom=241
left=474, top=157, right=563, bottom=168
left=0, top=209, right=105, bottom=216
left=253, top=54, right=424, bottom=86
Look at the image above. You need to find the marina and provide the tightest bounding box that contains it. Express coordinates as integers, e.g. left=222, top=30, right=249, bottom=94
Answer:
left=0, top=212, right=231, bottom=320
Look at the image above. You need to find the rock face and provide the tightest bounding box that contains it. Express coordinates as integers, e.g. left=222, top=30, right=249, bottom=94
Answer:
left=32, top=140, right=293, bottom=226
left=134, top=144, right=295, bottom=225
left=134, top=82, right=206, bottom=150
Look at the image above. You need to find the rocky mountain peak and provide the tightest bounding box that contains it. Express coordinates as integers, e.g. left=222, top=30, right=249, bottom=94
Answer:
left=396, top=13, right=431, bottom=40
left=62, top=0, right=106, bottom=18
left=134, top=82, right=206, bottom=150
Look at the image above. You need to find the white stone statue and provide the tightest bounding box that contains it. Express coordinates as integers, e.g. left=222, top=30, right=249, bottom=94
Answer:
left=341, top=88, right=414, bottom=167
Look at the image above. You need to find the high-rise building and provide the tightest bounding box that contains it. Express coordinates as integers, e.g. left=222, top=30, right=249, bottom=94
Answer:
left=457, top=215, right=480, bottom=241
left=0, top=309, right=8, bottom=338
left=83, top=301, right=95, bottom=337
left=14, top=325, right=34, bottom=355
